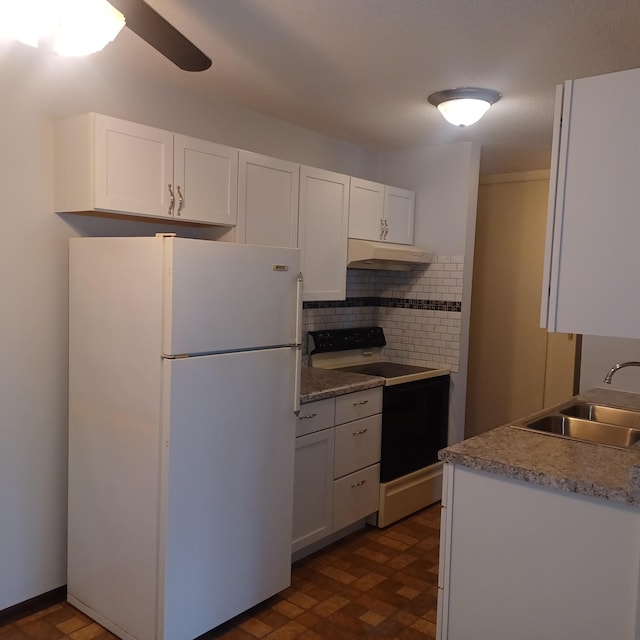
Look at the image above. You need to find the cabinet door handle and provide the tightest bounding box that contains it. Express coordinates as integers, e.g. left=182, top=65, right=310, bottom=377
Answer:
left=351, top=479, right=367, bottom=488
left=168, top=184, right=175, bottom=216
left=298, top=413, right=318, bottom=420
left=383, top=219, right=389, bottom=240
left=352, top=428, right=368, bottom=436
left=379, top=219, right=385, bottom=240
left=176, top=185, right=184, bottom=216
left=353, top=400, right=369, bottom=406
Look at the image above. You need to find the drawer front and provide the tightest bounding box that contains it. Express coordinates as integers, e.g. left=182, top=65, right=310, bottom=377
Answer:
left=296, top=397, right=335, bottom=437
left=335, top=388, right=382, bottom=424
left=332, top=464, right=380, bottom=532
left=334, top=414, right=382, bottom=478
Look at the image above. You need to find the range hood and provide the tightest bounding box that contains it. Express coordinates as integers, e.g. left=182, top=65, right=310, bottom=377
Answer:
left=347, top=239, right=433, bottom=271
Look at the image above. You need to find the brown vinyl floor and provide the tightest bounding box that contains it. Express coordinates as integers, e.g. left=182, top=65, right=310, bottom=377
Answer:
left=1, top=503, right=441, bottom=640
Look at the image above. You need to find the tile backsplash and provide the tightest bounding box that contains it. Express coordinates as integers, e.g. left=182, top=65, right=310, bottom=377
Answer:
left=302, top=256, right=463, bottom=372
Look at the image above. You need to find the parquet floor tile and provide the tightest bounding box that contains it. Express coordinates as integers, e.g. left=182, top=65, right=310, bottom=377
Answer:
left=0, top=503, right=441, bottom=640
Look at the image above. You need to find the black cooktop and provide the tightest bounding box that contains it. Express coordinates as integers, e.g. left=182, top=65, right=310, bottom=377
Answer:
left=335, top=362, right=437, bottom=379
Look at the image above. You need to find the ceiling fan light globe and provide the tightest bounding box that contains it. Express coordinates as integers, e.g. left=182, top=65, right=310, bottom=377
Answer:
left=52, top=0, right=125, bottom=56
left=437, top=98, right=491, bottom=127
left=0, top=0, right=50, bottom=47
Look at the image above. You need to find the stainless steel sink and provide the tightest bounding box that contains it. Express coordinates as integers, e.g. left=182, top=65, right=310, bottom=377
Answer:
left=521, top=413, right=640, bottom=450
left=559, top=402, right=640, bottom=429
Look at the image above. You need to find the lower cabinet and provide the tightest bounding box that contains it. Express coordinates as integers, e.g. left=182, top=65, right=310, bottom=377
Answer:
left=292, top=388, right=382, bottom=555
left=292, top=428, right=335, bottom=552
left=437, top=463, right=640, bottom=639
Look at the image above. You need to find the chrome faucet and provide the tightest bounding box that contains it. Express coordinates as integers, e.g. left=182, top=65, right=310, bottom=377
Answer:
left=603, top=361, right=640, bottom=384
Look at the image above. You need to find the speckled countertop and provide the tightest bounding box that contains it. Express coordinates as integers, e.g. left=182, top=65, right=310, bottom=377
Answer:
left=439, top=388, right=640, bottom=507
left=300, top=367, right=384, bottom=404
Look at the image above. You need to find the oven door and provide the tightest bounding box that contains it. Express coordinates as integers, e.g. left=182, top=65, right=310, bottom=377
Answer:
left=380, top=375, right=449, bottom=483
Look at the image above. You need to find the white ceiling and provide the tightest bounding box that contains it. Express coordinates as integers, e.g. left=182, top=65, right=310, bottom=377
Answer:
left=98, top=0, right=640, bottom=174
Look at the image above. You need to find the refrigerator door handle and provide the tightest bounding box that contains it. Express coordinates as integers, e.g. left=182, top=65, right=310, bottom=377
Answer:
left=293, top=272, right=303, bottom=415
left=295, top=272, right=304, bottom=347
left=293, top=345, right=302, bottom=415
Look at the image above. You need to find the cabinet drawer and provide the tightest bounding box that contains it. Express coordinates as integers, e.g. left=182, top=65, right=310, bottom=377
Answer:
left=296, top=397, right=335, bottom=437
left=335, top=388, right=382, bottom=424
left=333, top=464, right=380, bottom=532
left=334, top=414, right=382, bottom=478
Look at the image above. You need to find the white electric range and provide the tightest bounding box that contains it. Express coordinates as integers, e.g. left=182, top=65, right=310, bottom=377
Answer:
left=308, top=326, right=450, bottom=527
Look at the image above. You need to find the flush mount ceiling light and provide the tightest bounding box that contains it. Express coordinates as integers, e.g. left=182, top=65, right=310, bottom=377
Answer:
left=428, top=87, right=502, bottom=127
left=0, top=0, right=125, bottom=56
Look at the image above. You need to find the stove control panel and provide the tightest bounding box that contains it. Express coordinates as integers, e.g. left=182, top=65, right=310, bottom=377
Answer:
left=308, top=326, right=386, bottom=354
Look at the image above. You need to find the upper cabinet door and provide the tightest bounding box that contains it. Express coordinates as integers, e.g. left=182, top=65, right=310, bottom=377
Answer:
left=542, top=67, right=640, bottom=338
left=93, top=114, right=175, bottom=218
left=348, top=178, right=415, bottom=244
left=299, top=166, right=350, bottom=301
left=237, top=151, right=299, bottom=248
left=383, top=185, right=415, bottom=245
left=348, top=177, right=385, bottom=241
left=173, top=136, right=238, bottom=226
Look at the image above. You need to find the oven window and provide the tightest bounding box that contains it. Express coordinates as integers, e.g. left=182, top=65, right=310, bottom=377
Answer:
left=380, top=375, right=449, bottom=483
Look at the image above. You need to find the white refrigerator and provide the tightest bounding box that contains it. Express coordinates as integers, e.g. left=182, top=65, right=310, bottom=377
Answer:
left=67, top=235, right=302, bottom=640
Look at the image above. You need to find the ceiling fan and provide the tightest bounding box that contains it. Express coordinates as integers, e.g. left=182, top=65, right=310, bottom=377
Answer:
left=108, top=0, right=211, bottom=72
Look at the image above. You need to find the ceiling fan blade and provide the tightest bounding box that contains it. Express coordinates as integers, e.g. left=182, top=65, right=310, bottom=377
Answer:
left=109, top=0, right=212, bottom=72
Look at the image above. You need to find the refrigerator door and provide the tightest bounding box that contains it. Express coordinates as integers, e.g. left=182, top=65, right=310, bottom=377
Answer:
left=160, top=347, right=297, bottom=640
left=163, top=237, right=300, bottom=356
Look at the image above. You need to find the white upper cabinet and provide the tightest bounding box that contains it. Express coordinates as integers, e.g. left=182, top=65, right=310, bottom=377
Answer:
left=54, top=113, right=238, bottom=226
left=348, top=177, right=414, bottom=245
left=237, top=151, right=299, bottom=248
left=348, top=178, right=385, bottom=241
left=298, top=166, right=350, bottom=301
left=541, top=67, right=640, bottom=338
left=173, top=135, right=238, bottom=225
left=383, top=185, right=415, bottom=244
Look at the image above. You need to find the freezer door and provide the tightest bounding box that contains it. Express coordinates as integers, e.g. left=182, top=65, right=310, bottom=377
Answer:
left=163, top=238, right=300, bottom=356
left=160, top=347, right=297, bottom=639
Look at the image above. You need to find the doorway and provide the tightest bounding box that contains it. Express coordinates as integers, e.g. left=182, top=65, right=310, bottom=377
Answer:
left=465, top=171, right=578, bottom=439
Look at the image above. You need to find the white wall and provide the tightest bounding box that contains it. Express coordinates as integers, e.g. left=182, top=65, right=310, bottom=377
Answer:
left=376, top=142, right=482, bottom=444
left=0, top=44, right=380, bottom=611
left=580, top=336, right=640, bottom=393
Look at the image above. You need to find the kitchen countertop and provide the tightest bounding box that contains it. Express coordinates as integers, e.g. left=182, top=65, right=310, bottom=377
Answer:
left=300, top=366, right=384, bottom=403
left=439, top=388, right=640, bottom=507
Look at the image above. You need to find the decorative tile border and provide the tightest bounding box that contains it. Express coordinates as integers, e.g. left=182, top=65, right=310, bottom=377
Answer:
left=303, top=297, right=461, bottom=313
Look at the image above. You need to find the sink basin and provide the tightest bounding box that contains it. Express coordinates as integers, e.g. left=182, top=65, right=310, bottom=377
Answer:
left=522, top=414, right=640, bottom=449
left=559, top=402, right=640, bottom=429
